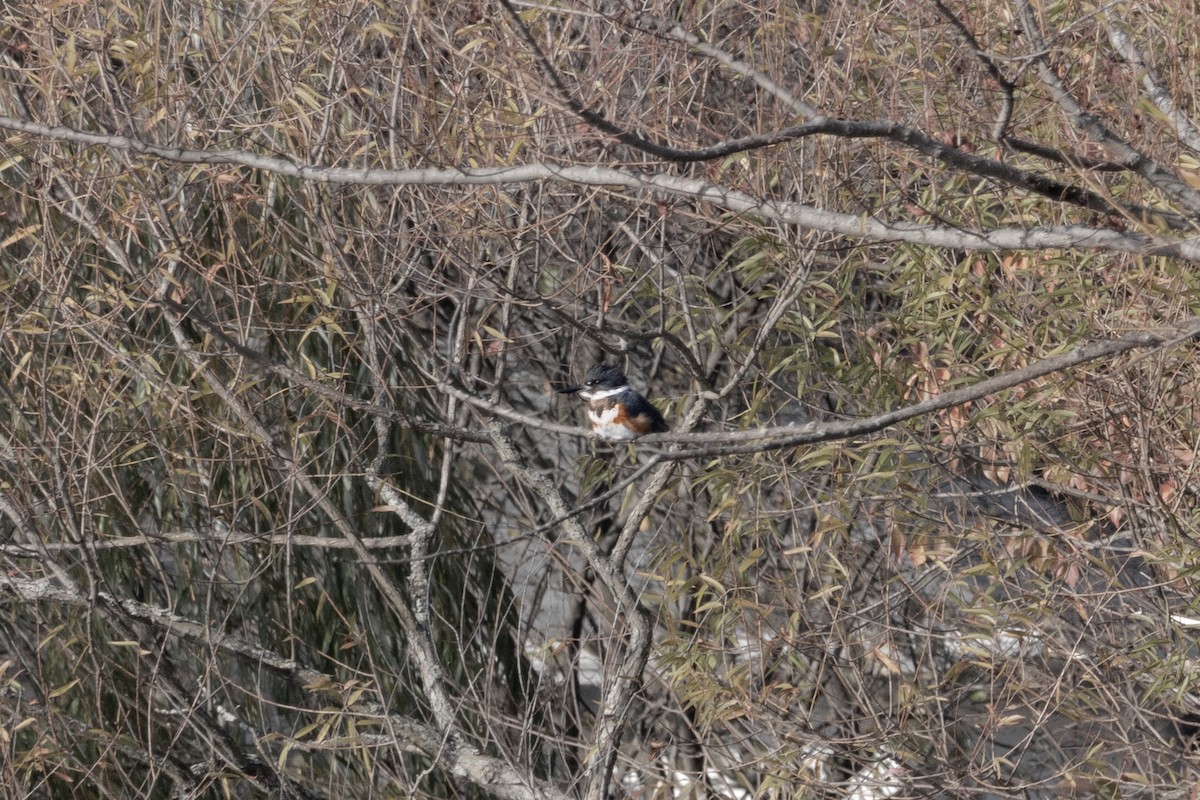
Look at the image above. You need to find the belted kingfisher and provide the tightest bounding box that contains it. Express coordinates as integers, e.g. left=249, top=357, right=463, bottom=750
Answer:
left=558, top=364, right=669, bottom=440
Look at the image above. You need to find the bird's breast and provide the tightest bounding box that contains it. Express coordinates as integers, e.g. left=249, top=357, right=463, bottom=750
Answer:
left=587, top=401, right=639, bottom=441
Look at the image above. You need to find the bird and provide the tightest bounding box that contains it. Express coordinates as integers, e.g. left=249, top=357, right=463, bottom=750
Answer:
left=558, top=363, right=670, bottom=440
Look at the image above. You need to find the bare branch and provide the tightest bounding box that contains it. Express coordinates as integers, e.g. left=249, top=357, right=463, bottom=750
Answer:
left=1016, top=0, right=1200, bottom=216
left=1105, top=13, right=1200, bottom=156
left=612, top=0, right=823, bottom=121
left=929, top=0, right=1018, bottom=143
left=152, top=300, right=517, bottom=789
left=0, top=528, right=416, bottom=554
left=500, top=4, right=1183, bottom=226
left=649, top=324, right=1200, bottom=458
left=1, top=116, right=1196, bottom=257
left=486, top=422, right=653, bottom=800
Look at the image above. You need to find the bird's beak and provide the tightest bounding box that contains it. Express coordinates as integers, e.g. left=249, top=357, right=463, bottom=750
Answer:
left=557, top=384, right=583, bottom=395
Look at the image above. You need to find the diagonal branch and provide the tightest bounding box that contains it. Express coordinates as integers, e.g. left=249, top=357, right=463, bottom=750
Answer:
left=927, top=0, right=1120, bottom=173
left=613, top=0, right=822, bottom=121
left=486, top=422, right=652, bottom=800
left=653, top=323, right=1200, bottom=458
left=1105, top=13, right=1200, bottom=156
left=1016, top=0, right=1200, bottom=216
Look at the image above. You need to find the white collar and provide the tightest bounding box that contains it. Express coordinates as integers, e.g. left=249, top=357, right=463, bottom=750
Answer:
left=581, top=385, right=629, bottom=401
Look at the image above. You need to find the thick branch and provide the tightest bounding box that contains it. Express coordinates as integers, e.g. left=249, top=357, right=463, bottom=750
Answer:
left=411, top=324, right=1195, bottom=458
left=2, top=116, right=1197, bottom=259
